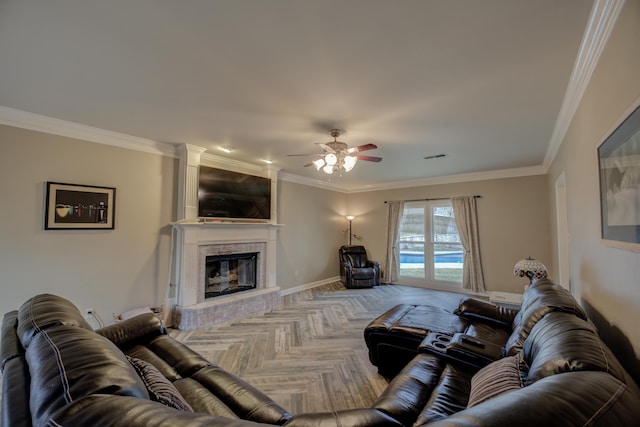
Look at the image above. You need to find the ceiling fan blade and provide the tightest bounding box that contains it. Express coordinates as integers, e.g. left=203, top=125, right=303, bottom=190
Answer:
left=315, top=143, right=336, bottom=153
left=287, top=153, right=323, bottom=157
left=303, top=162, right=314, bottom=167
left=347, top=143, right=378, bottom=154
left=357, top=155, right=382, bottom=163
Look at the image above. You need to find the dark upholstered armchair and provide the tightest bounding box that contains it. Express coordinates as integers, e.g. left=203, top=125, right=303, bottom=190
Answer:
left=339, top=245, right=381, bottom=288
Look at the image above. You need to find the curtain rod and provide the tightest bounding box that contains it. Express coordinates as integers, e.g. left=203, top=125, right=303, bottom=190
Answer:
left=384, top=195, right=481, bottom=204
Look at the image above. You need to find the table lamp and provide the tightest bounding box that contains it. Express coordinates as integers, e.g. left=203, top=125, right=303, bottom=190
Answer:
left=514, top=257, right=548, bottom=285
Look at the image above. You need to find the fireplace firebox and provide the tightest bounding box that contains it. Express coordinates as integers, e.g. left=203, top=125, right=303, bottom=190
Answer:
left=204, top=252, right=258, bottom=298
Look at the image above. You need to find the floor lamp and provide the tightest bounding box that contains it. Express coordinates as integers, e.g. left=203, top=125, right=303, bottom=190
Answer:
left=346, top=216, right=355, bottom=245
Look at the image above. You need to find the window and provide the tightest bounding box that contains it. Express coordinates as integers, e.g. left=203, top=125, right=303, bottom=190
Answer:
left=398, top=200, right=463, bottom=286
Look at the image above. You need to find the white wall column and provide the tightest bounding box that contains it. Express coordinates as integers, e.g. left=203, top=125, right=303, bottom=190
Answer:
left=177, top=143, right=207, bottom=220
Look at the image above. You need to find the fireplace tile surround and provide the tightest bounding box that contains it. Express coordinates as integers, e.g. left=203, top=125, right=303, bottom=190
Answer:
left=171, top=222, right=281, bottom=330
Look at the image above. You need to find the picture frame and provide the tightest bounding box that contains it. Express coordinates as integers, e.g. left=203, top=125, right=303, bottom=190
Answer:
left=45, top=182, right=116, bottom=230
left=597, top=103, right=640, bottom=248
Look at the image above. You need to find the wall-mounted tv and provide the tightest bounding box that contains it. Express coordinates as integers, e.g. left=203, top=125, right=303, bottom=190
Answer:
left=198, top=166, right=271, bottom=221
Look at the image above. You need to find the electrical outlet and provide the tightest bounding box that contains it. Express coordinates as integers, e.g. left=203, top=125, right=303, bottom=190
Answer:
left=84, top=308, right=94, bottom=318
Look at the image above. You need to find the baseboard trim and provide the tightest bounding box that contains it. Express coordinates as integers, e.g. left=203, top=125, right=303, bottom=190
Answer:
left=280, top=276, right=341, bottom=296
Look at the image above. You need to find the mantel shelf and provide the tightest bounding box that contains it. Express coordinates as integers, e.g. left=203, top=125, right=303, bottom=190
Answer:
left=171, top=220, right=284, bottom=228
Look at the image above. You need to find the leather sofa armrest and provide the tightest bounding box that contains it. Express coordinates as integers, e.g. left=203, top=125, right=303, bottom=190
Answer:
left=454, top=298, right=518, bottom=330
left=1, top=311, right=31, bottom=427
left=366, top=260, right=381, bottom=270
left=96, top=312, right=167, bottom=347
left=191, top=365, right=292, bottom=425
left=284, top=408, right=403, bottom=427
left=423, top=371, right=640, bottom=427
left=49, top=394, right=277, bottom=426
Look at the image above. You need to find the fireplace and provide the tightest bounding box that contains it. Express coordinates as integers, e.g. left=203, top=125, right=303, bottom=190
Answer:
left=171, top=222, right=281, bottom=330
left=170, top=145, right=281, bottom=330
left=204, top=252, right=257, bottom=298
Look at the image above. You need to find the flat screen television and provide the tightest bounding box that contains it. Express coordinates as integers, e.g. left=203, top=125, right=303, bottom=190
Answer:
left=198, top=166, right=271, bottom=221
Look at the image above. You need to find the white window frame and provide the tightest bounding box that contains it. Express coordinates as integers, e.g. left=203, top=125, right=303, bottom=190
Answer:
left=398, top=200, right=463, bottom=289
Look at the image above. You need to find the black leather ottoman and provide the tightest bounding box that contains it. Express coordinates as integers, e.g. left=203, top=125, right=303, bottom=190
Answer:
left=364, top=304, right=470, bottom=377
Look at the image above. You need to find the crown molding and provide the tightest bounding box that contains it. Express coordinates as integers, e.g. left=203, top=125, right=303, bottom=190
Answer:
left=345, top=165, right=547, bottom=193
left=0, top=105, right=179, bottom=158
left=280, top=165, right=546, bottom=193
left=543, top=0, right=625, bottom=170
left=200, top=151, right=263, bottom=173
left=278, top=171, right=350, bottom=192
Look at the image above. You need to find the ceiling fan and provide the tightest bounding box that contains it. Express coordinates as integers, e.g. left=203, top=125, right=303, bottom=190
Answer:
left=288, top=129, right=382, bottom=175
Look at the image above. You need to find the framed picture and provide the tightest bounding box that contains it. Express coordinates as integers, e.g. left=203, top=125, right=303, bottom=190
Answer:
left=597, top=103, right=640, bottom=247
left=45, top=182, right=116, bottom=230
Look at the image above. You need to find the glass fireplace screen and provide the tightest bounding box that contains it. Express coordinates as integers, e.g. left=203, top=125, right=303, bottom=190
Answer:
left=205, top=252, right=258, bottom=298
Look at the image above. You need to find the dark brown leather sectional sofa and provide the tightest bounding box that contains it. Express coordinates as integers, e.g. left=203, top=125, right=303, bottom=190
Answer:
left=2, top=279, right=640, bottom=426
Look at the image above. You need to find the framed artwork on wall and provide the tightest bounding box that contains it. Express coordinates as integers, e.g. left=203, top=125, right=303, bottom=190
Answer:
left=597, top=103, right=640, bottom=248
left=45, top=182, right=116, bottom=230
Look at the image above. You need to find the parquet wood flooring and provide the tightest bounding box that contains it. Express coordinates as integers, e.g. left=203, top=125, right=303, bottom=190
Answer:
left=170, top=282, right=465, bottom=415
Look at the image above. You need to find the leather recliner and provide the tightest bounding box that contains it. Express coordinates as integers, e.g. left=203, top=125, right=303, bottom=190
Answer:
left=339, top=245, right=381, bottom=288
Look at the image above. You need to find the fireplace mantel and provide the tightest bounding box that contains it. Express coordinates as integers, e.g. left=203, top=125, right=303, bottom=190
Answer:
left=171, top=221, right=283, bottom=329
left=170, top=144, right=283, bottom=330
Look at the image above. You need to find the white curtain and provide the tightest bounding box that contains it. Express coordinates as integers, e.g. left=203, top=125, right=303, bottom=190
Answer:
left=384, top=200, right=404, bottom=284
left=451, top=196, right=486, bottom=292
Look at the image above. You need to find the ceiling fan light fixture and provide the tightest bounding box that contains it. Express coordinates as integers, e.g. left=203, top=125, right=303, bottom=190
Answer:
left=325, top=153, right=338, bottom=166
left=343, top=155, right=357, bottom=172
left=312, top=158, right=325, bottom=170
left=291, top=129, right=380, bottom=175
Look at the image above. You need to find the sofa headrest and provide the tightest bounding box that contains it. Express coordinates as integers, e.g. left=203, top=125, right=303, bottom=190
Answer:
left=504, top=280, right=588, bottom=355
left=521, top=280, right=587, bottom=320
left=1, top=311, right=23, bottom=371
left=340, top=245, right=367, bottom=256
left=26, top=325, right=149, bottom=426
left=523, top=312, right=628, bottom=386
left=346, top=254, right=367, bottom=268
left=17, top=294, right=93, bottom=348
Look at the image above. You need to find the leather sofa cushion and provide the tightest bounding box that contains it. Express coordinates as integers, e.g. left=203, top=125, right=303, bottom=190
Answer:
left=284, top=408, right=403, bottom=427
left=413, top=363, right=473, bottom=424
left=148, top=334, right=212, bottom=377
left=367, top=304, right=469, bottom=339
left=523, top=312, right=627, bottom=385
left=192, top=365, right=292, bottom=425
left=26, top=325, right=149, bottom=426
left=467, top=354, right=527, bottom=407
left=463, top=322, right=510, bottom=346
left=346, top=254, right=362, bottom=268
left=373, top=354, right=445, bottom=426
left=173, top=377, right=239, bottom=418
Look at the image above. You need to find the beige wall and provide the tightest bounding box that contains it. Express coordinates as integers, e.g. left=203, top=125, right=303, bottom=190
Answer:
left=276, top=180, right=348, bottom=288
left=547, top=0, right=640, bottom=378
left=0, top=124, right=550, bottom=320
left=347, top=175, right=551, bottom=294
left=2, top=3, right=637, bottom=380
left=0, top=125, right=177, bottom=323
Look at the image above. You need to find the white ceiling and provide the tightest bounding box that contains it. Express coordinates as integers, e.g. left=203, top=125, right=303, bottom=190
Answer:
left=0, top=1, right=598, bottom=190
